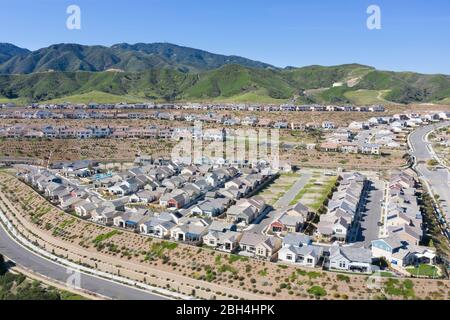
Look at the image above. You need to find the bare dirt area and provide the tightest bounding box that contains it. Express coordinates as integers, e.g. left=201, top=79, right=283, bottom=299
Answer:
left=0, top=138, right=173, bottom=162
left=0, top=172, right=449, bottom=300
left=286, top=148, right=407, bottom=170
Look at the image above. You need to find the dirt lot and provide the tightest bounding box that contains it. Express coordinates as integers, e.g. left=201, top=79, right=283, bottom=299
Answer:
left=294, top=173, right=338, bottom=211
left=0, top=172, right=449, bottom=300
left=0, top=137, right=174, bottom=162
left=256, top=173, right=300, bottom=206
left=429, top=125, right=450, bottom=166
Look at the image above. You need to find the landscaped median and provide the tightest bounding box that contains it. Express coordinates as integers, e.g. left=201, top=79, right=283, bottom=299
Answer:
left=0, top=172, right=449, bottom=300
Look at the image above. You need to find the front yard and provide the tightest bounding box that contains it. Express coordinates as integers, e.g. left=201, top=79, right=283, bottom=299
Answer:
left=406, top=264, right=440, bottom=278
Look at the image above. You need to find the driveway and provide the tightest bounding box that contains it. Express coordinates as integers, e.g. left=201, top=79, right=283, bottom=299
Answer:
left=352, top=179, right=384, bottom=247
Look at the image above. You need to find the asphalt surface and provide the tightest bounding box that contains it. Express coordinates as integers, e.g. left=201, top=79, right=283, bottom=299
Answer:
left=353, top=179, right=384, bottom=247
left=0, top=223, right=166, bottom=300
left=410, top=122, right=450, bottom=223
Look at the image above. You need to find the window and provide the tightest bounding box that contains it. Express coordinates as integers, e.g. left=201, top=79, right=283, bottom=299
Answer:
left=286, top=254, right=293, bottom=260
left=339, top=261, right=346, bottom=268
left=307, top=258, right=313, bottom=264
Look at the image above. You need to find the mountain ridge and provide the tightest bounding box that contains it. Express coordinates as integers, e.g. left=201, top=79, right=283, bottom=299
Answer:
left=0, top=42, right=274, bottom=74
left=0, top=43, right=449, bottom=105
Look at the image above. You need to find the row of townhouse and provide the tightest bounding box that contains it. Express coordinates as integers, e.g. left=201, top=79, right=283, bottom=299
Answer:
left=0, top=124, right=174, bottom=140
left=319, top=141, right=381, bottom=155
left=371, top=171, right=437, bottom=269
left=316, top=173, right=367, bottom=242
left=20, top=102, right=386, bottom=113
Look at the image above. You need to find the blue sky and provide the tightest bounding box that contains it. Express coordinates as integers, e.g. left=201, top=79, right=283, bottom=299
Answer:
left=1, top=0, right=449, bottom=74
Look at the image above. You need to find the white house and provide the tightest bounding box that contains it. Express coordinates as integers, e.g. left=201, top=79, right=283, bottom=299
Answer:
left=328, top=245, right=372, bottom=273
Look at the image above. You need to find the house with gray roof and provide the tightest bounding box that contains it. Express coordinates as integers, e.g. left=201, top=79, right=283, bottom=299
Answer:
left=328, top=245, right=372, bottom=273
left=278, top=244, right=324, bottom=268
left=190, top=198, right=230, bottom=218
left=203, top=230, right=242, bottom=252
left=114, top=209, right=150, bottom=230
left=170, top=218, right=210, bottom=244
left=238, top=232, right=282, bottom=260
left=139, top=216, right=176, bottom=239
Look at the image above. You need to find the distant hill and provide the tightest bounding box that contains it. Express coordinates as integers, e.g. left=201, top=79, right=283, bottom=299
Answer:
left=0, top=42, right=273, bottom=74
left=0, top=43, right=30, bottom=64
left=0, top=42, right=449, bottom=105
left=1, top=64, right=450, bottom=105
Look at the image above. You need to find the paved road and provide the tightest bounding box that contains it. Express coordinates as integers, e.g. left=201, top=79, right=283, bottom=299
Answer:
left=274, top=172, right=312, bottom=208
left=410, top=122, right=450, bottom=224
left=0, top=223, right=166, bottom=300
left=353, top=179, right=384, bottom=247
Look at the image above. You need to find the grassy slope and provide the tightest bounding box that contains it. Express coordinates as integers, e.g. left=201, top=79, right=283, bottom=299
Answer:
left=1, top=64, right=450, bottom=105
left=44, top=91, right=150, bottom=104
left=344, top=89, right=391, bottom=105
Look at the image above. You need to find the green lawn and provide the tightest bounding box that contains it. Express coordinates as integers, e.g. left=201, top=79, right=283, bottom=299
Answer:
left=289, top=176, right=338, bottom=211
left=437, top=97, right=450, bottom=104
left=0, top=97, right=30, bottom=105
left=344, top=89, right=390, bottom=105
left=43, top=91, right=150, bottom=104
left=406, top=264, right=439, bottom=277
left=211, top=90, right=289, bottom=104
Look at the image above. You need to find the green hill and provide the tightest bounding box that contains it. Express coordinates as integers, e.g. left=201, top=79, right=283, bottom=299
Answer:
left=0, top=42, right=450, bottom=105
left=1, top=64, right=450, bottom=105
left=0, top=42, right=273, bottom=74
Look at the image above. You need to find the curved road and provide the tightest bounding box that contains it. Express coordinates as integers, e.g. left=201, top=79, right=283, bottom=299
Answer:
left=409, top=121, right=450, bottom=224
left=0, top=223, right=166, bottom=300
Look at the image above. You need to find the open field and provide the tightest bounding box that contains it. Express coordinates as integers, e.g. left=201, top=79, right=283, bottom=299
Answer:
left=0, top=136, right=407, bottom=170
left=1, top=172, right=449, bottom=300
left=344, top=89, right=391, bottom=105
left=0, top=137, right=174, bottom=162
left=44, top=91, right=151, bottom=104
left=289, top=172, right=338, bottom=211
left=257, top=173, right=300, bottom=206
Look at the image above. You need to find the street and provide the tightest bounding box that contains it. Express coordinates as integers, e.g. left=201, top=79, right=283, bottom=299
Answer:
left=409, top=122, right=450, bottom=225
left=352, top=179, right=384, bottom=247
left=0, top=221, right=167, bottom=300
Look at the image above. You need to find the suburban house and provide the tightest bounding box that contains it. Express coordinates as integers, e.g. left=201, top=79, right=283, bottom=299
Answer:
left=90, top=206, right=119, bottom=225
left=129, top=190, right=157, bottom=204
left=238, top=232, right=282, bottom=261
left=190, top=198, right=230, bottom=218
left=269, top=202, right=310, bottom=234
left=113, top=209, right=150, bottom=230
left=170, top=218, right=210, bottom=244
left=328, top=245, right=372, bottom=273
left=278, top=233, right=323, bottom=268
left=371, top=236, right=436, bottom=268
left=139, top=213, right=177, bottom=239
left=226, top=196, right=267, bottom=226
left=202, top=230, right=242, bottom=252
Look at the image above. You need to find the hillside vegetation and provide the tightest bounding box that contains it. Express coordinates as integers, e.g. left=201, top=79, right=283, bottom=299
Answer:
left=0, top=42, right=273, bottom=74
left=0, top=43, right=450, bottom=105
